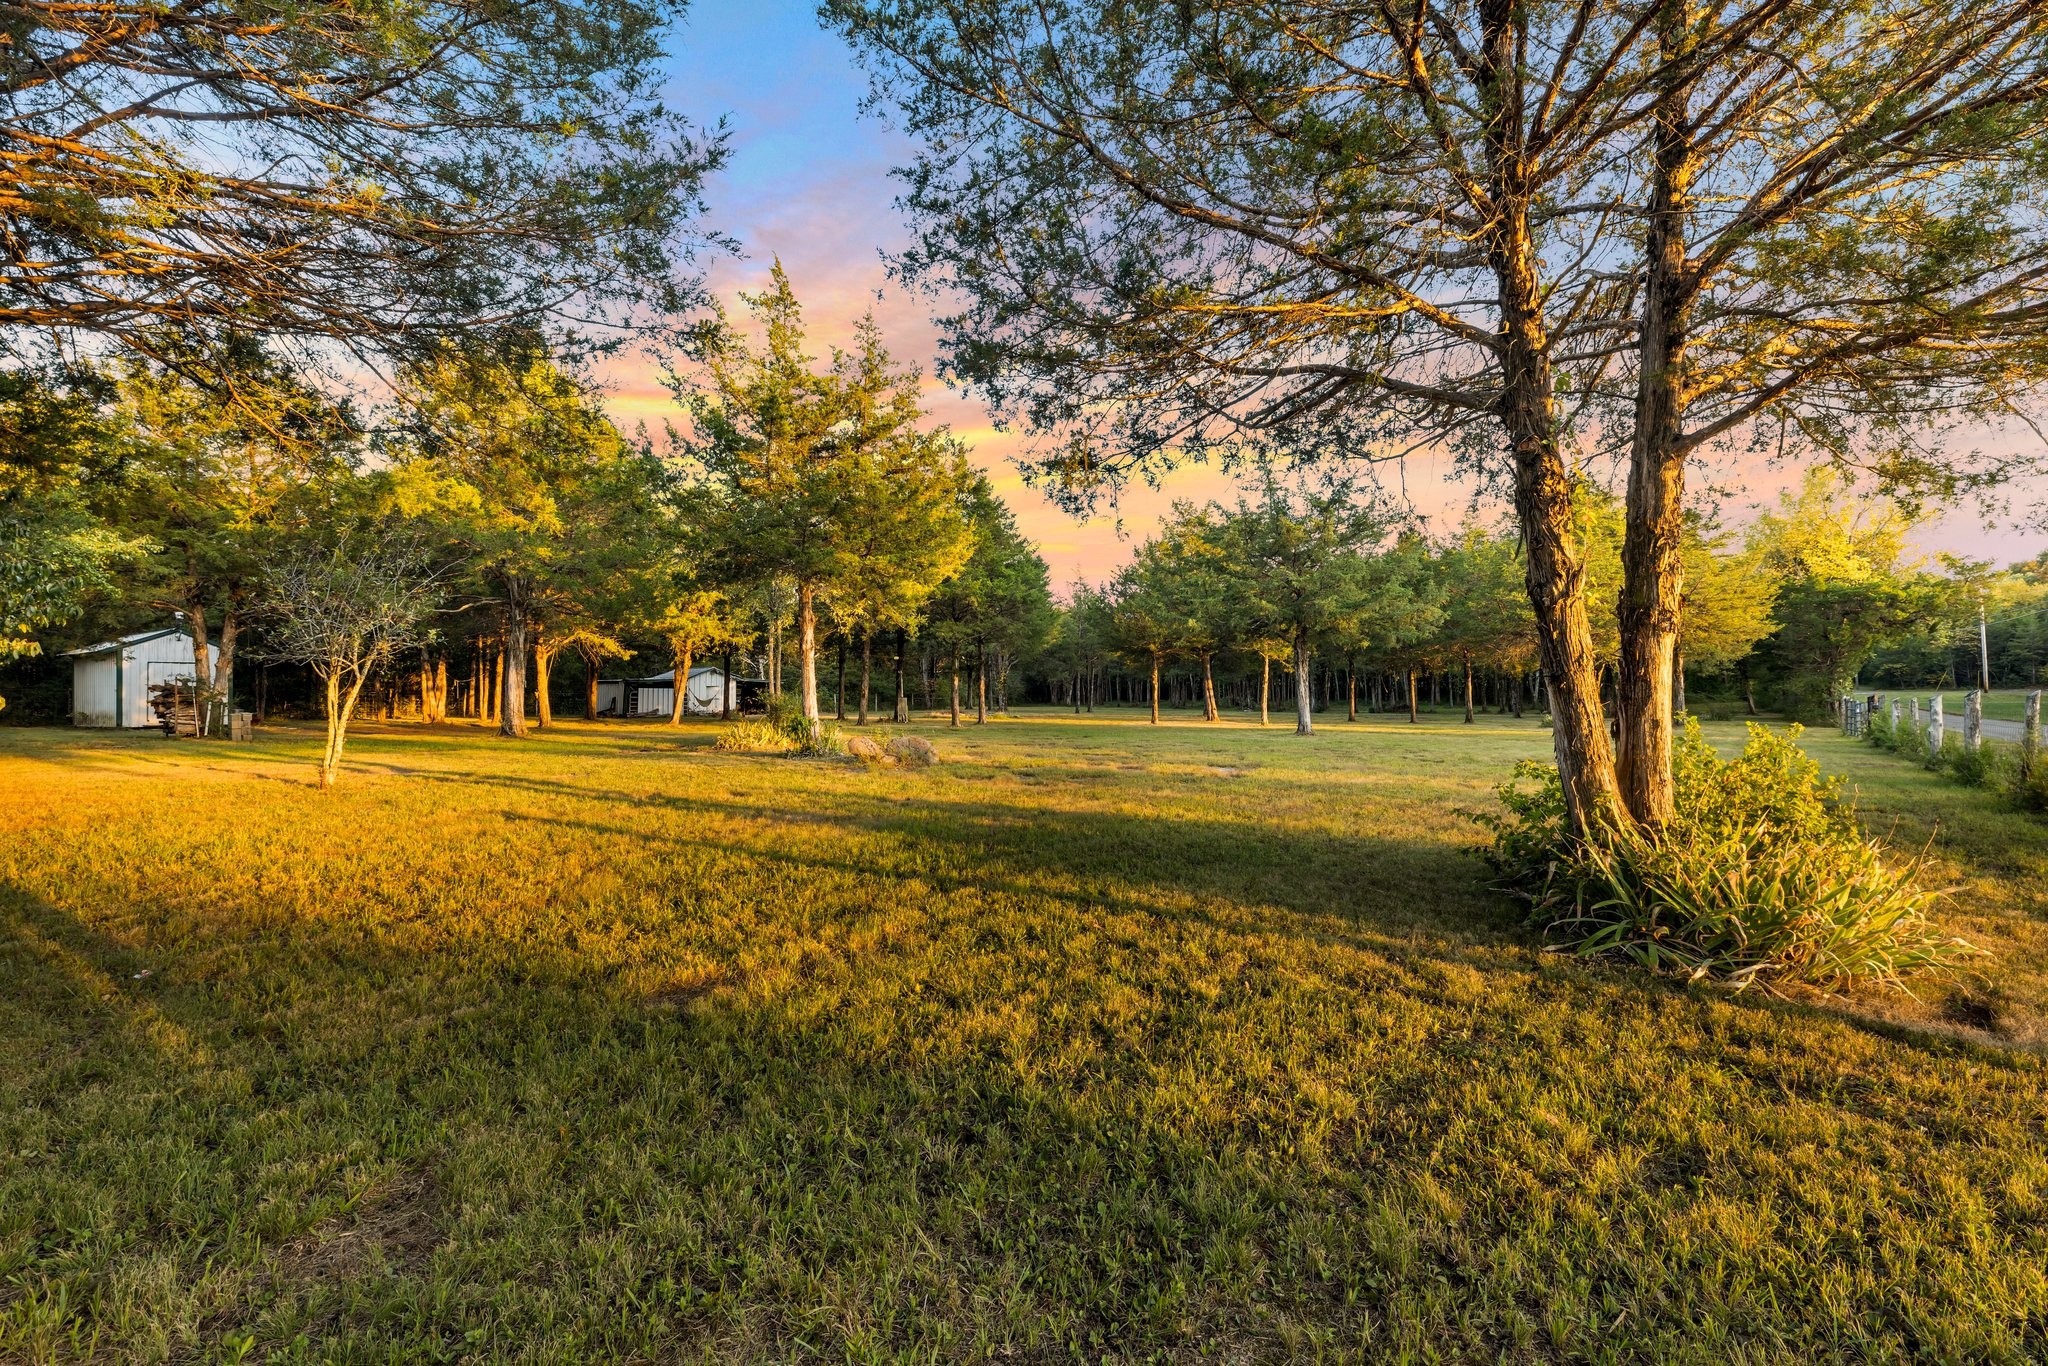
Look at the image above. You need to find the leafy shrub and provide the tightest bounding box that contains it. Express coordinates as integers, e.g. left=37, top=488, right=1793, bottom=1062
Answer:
left=2012, top=750, right=2048, bottom=812
left=1479, top=720, right=1975, bottom=993
left=796, top=722, right=847, bottom=757
left=764, top=692, right=807, bottom=740
left=1946, top=737, right=2011, bottom=791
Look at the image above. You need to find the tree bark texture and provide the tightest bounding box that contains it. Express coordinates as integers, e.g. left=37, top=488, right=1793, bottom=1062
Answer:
left=1293, top=635, right=1313, bottom=736
left=1614, top=4, right=1698, bottom=832
left=499, top=581, right=530, bottom=739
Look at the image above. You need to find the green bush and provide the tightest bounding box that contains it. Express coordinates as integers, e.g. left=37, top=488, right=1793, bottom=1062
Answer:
left=1479, top=720, right=1976, bottom=993
left=1946, top=737, right=2010, bottom=790
left=764, top=692, right=807, bottom=740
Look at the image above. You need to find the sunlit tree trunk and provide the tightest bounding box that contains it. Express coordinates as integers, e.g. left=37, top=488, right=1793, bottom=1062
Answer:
left=318, top=667, right=372, bottom=789
left=1613, top=0, right=1698, bottom=834
left=1202, top=654, right=1218, bottom=721
left=499, top=583, right=529, bottom=739
left=534, top=628, right=554, bottom=728
left=949, top=661, right=961, bottom=727
left=1259, top=656, right=1270, bottom=726
left=794, top=583, right=822, bottom=737
left=1407, top=669, right=1418, bottom=725
left=1293, top=632, right=1313, bottom=736
left=1149, top=652, right=1161, bottom=724
left=1464, top=656, right=1475, bottom=724
left=858, top=632, right=872, bottom=725
left=976, top=648, right=987, bottom=723
left=893, top=629, right=910, bottom=722
left=668, top=640, right=694, bottom=728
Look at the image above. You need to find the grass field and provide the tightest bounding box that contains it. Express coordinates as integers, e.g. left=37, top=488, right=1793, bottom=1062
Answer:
left=4, top=708, right=2047, bottom=1363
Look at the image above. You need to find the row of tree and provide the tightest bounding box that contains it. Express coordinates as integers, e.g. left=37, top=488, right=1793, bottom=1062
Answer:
left=1033, top=469, right=2037, bottom=734
left=0, top=270, right=1060, bottom=784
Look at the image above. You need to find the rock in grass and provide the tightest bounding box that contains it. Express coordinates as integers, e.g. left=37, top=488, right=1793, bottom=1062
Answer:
left=885, top=735, right=936, bottom=768
left=846, top=735, right=885, bottom=762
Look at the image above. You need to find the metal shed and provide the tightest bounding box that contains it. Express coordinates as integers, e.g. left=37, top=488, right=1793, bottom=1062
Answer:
left=68, top=628, right=217, bottom=728
left=596, top=664, right=749, bottom=718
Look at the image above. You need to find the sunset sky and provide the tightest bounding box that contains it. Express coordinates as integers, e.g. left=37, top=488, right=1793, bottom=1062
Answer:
left=604, top=0, right=2047, bottom=591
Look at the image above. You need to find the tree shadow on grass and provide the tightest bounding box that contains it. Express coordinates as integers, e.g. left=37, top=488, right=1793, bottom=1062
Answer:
left=10, top=730, right=2048, bottom=1359
left=11, top=847, right=2048, bottom=1365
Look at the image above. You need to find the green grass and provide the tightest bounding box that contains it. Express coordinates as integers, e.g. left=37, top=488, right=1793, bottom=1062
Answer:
left=3, top=708, right=2046, bottom=1363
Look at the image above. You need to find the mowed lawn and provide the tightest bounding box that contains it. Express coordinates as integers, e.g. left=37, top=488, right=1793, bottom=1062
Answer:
left=3, top=709, right=2046, bottom=1364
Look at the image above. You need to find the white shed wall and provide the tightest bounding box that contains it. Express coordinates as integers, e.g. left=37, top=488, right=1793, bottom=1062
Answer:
left=683, top=666, right=735, bottom=715
left=72, top=656, right=118, bottom=727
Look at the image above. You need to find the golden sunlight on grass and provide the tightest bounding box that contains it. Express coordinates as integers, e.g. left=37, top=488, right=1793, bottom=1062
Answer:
left=3, top=712, right=2046, bottom=1362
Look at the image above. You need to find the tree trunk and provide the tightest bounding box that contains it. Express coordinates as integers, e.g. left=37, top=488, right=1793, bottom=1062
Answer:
left=976, top=648, right=988, bottom=723
left=669, top=642, right=694, bottom=727
left=949, top=663, right=961, bottom=727
left=1259, top=656, right=1270, bottom=726
left=581, top=645, right=601, bottom=720
left=721, top=650, right=734, bottom=720
left=1149, top=653, right=1161, bottom=724
left=858, top=632, right=872, bottom=725
left=796, top=583, right=821, bottom=738
left=1672, top=648, right=1687, bottom=719
left=1294, top=634, right=1313, bottom=736
left=500, top=581, right=530, bottom=738
left=534, top=631, right=554, bottom=729
left=318, top=667, right=372, bottom=788
left=1348, top=667, right=1357, bottom=722
left=893, top=629, right=910, bottom=723
left=210, top=595, right=240, bottom=736
left=1407, top=669, right=1419, bottom=725
left=1464, top=657, right=1475, bottom=724
left=836, top=636, right=847, bottom=720
left=1202, top=654, right=1218, bottom=721
left=1612, top=1, right=1697, bottom=832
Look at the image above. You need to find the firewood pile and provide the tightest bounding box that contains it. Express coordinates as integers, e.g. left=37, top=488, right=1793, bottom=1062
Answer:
left=148, top=682, right=203, bottom=737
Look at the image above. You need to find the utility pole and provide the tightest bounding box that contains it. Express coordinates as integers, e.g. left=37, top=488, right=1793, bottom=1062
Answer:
left=1980, top=593, right=1993, bottom=693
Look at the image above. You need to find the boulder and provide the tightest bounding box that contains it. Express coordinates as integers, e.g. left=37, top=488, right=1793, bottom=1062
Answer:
left=846, top=734, right=885, bottom=762
left=885, top=735, right=936, bottom=768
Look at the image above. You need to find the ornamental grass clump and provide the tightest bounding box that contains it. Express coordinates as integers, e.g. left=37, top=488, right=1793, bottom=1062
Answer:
left=1480, top=721, right=1976, bottom=993
left=712, top=719, right=796, bottom=753
left=714, top=693, right=847, bottom=756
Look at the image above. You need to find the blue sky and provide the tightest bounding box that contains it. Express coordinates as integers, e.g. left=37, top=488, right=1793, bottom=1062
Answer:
left=604, top=0, right=2042, bottom=581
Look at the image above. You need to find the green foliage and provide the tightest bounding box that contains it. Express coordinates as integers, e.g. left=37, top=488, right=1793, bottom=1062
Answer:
left=1746, top=472, right=1951, bottom=718
left=7, top=0, right=723, bottom=358
left=1482, top=721, right=1973, bottom=992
